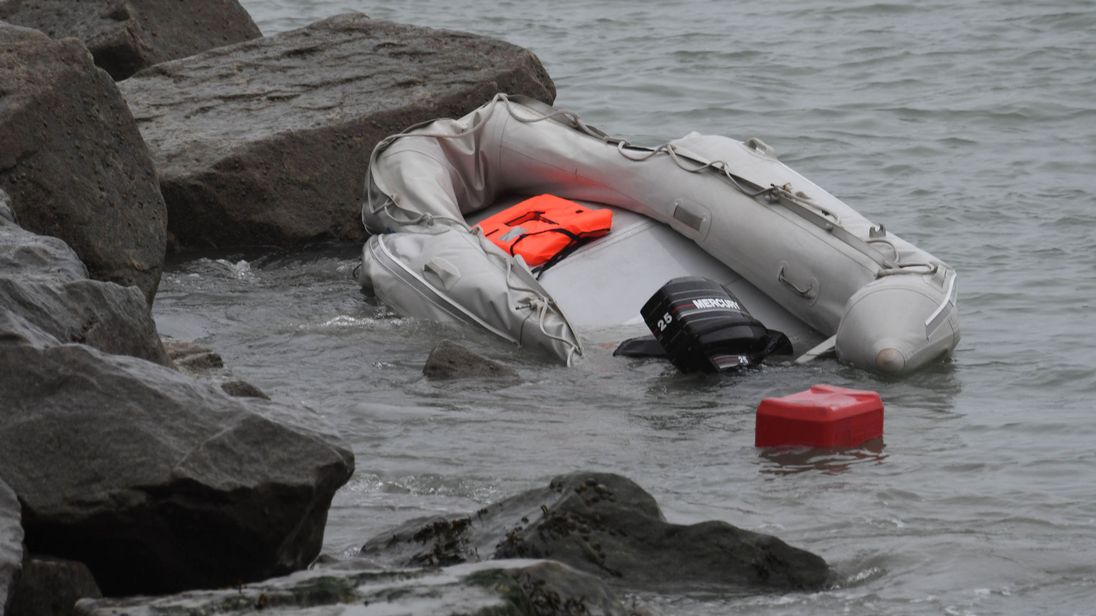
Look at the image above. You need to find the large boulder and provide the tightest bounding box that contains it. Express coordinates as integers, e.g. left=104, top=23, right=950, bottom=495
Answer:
left=0, top=336, right=355, bottom=596
left=75, top=559, right=638, bottom=616
left=0, top=479, right=22, bottom=613
left=119, top=13, right=556, bottom=250
left=0, top=189, right=168, bottom=364
left=361, top=472, right=830, bottom=593
left=0, top=23, right=167, bottom=304
left=0, top=0, right=261, bottom=80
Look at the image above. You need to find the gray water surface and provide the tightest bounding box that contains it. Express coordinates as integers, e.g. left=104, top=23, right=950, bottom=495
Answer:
left=154, top=1, right=1096, bottom=613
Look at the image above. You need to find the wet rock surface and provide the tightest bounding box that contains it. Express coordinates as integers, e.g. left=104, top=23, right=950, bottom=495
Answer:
left=361, top=472, right=830, bottom=593
left=119, top=13, right=556, bottom=250
left=0, top=336, right=354, bottom=596
left=75, top=559, right=641, bottom=616
left=0, top=189, right=169, bottom=364
left=424, top=340, right=520, bottom=380
left=0, top=23, right=167, bottom=304
left=0, top=479, right=22, bottom=613
left=162, top=336, right=270, bottom=399
left=8, top=555, right=102, bottom=616
left=0, top=0, right=261, bottom=80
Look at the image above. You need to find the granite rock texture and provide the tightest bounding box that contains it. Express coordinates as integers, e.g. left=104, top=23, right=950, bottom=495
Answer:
left=119, top=13, right=556, bottom=250
left=0, top=0, right=262, bottom=80
left=0, top=189, right=168, bottom=364
left=361, top=472, right=831, bottom=593
left=0, top=336, right=354, bottom=596
left=75, top=559, right=641, bottom=616
left=0, top=23, right=167, bottom=303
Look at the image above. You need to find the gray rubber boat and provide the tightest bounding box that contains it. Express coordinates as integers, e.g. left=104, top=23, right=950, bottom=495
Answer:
left=359, top=95, right=959, bottom=375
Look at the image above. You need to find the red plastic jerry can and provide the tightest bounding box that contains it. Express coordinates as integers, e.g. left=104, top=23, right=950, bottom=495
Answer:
left=755, top=384, right=883, bottom=448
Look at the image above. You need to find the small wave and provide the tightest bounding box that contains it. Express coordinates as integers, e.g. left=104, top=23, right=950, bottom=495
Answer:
left=318, top=315, right=384, bottom=328
left=225, top=259, right=256, bottom=281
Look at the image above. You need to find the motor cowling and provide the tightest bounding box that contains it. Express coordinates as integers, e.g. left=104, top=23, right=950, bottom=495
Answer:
left=636, top=276, right=792, bottom=372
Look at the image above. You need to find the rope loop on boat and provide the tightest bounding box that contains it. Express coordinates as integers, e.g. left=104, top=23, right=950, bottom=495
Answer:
left=877, top=262, right=939, bottom=277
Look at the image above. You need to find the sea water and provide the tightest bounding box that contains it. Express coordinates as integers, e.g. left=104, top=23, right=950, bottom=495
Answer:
left=153, top=2, right=1096, bottom=613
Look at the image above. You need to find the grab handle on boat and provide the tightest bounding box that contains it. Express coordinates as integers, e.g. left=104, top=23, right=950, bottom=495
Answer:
left=423, top=257, right=461, bottom=290
left=778, top=264, right=818, bottom=299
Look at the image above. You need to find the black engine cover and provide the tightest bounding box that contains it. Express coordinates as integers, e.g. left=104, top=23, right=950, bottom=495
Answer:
left=637, top=276, right=791, bottom=372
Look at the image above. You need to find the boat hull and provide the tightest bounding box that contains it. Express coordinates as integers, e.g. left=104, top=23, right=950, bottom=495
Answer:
left=360, top=95, right=959, bottom=374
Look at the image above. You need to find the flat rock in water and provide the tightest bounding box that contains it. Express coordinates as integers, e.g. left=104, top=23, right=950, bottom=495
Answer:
left=0, top=479, right=22, bottom=613
left=0, top=24, right=166, bottom=304
left=0, top=0, right=261, bottom=80
left=75, top=559, right=639, bottom=616
left=119, top=13, right=556, bottom=250
left=220, top=379, right=270, bottom=399
left=8, top=555, right=102, bottom=616
left=0, top=190, right=169, bottom=365
left=361, top=471, right=830, bottom=593
left=0, top=337, right=355, bottom=596
left=424, top=340, right=519, bottom=379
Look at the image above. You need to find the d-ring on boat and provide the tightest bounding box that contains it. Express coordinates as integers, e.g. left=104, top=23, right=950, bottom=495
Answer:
left=358, top=94, right=959, bottom=375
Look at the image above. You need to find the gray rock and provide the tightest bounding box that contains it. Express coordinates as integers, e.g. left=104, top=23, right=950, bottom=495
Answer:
left=0, top=24, right=167, bottom=304
left=0, top=187, right=14, bottom=222
left=0, top=194, right=169, bottom=364
left=8, top=555, right=101, bottom=616
left=161, top=337, right=214, bottom=363
left=0, top=0, right=262, bottom=80
left=74, top=559, right=641, bottom=616
left=1, top=479, right=23, bottom=613
left=220, top=379, right=270, bottom=400
left=173, top=349, right=225, bottom=371
left=119, top=13, right=556, bottom=250
left=0, top=338, right=354, bottom=596
left=162, top=337, right=269, bottom=398
left=424, top=340, right=519, bottom=380
left=361, top=472, right=830, bottom=593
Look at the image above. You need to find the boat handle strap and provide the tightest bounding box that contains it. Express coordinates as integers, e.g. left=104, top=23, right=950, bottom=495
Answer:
left=778, top=265, right=817, bottom=298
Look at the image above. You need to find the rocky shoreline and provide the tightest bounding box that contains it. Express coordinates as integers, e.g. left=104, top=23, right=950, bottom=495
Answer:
left=2, top=2, right=828, bottom=614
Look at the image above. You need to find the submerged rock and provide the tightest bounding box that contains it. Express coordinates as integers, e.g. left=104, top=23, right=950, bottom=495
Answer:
left=424, top=340, right=520, bottom=380
left=220, top=379, right=270, bottom=399
left=162, top=336, right=270, bottom=399
left=119, top=13, right=556, bottom=250
left=0, top=479, right=22, bottom=613
left=0, top=190, right=168, bottom=364
left=75, top=559, right=640, bottom=616
left=361, top=472, right=830, bottom=593
left=0, top=0, right=262, bottom=80
left=8, top=555, right=102, bottom=616
left=163, top=337, right=225, bottom=371
left=0, top=337, right=354, bottom=596
left=0, top=23, right=167, bottom=304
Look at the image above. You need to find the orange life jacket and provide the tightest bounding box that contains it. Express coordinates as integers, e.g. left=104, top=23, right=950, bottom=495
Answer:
left=476, top=194, right=613, bottom=268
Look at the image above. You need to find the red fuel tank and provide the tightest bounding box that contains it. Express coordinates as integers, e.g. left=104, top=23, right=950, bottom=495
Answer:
left=755, top=384, right=883, bottom=448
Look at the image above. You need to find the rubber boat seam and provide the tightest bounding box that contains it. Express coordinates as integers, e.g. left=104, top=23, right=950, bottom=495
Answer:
left=370, top=236, right=520, bottom=344
left=368, top=238, right=470, bottom=325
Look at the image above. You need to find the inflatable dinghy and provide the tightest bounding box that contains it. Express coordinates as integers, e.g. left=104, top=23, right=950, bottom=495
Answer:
left=358, top=94, right=959, bottom=375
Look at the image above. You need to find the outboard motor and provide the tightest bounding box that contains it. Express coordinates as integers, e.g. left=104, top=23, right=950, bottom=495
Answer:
left=616, top=276, right=792, bottom=372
